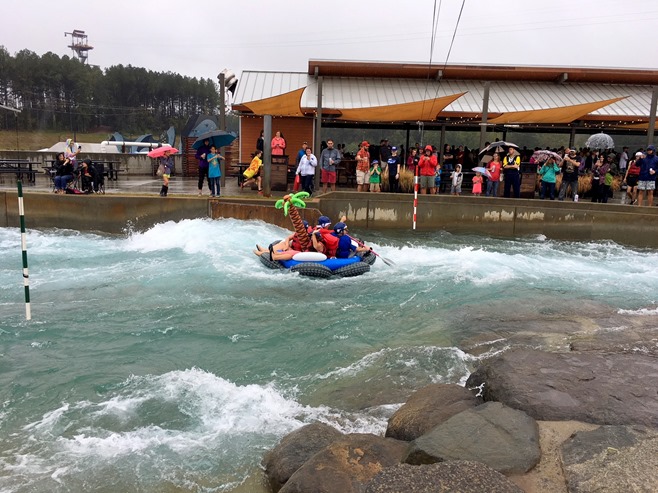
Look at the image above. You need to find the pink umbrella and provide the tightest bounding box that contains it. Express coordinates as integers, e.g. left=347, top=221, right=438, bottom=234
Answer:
left=531, top=150, right=562, bottom=165
left=147, top=146, right=179, bottom=158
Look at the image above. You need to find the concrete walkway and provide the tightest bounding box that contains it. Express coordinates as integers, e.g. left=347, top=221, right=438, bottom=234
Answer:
left=0, top=172, right=296, bottom=198
left=0, top=172, right=636, bottom=205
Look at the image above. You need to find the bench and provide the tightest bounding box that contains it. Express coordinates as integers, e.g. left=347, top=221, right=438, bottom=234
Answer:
left=0, top=160, right=38, bottom=184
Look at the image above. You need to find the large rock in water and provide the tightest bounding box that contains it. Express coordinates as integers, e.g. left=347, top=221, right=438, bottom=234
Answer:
left=404, top=402, right=540, bottom=474
left=561, top=425, right=658, bottom=492
left=263, top=423, right=344, bottom=492
left=279, top=433, right=408, bottom=493
left=385, top=383, right=482, bottom=441
left=365, top=462, right=524, bottom=493
left=465, top=348, right=658, bottom=426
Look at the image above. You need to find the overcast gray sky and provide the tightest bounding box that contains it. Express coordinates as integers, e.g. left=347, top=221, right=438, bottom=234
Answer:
left=3, top=0, right=657, bottom=84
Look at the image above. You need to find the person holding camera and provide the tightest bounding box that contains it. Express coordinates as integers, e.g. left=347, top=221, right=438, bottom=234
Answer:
left=64, top=138, right=81, bottom=170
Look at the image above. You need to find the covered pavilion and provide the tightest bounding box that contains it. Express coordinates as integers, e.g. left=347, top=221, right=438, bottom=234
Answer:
left=231, top=59, right=658, bottom=192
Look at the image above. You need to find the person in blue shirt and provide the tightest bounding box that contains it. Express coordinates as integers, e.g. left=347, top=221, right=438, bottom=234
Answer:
left=387, top=146, right=401, bottom=193
left=296, top=142, right=308, bottom=166
left=207, top=145, right=224, bottom=197
left=637, top=144, right=658, bottom=206
left=332, top=222, right=356, bottom=258
left=332, top=222, right=369, bottom=259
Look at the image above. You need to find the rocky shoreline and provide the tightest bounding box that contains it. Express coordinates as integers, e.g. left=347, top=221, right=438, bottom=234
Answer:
left=261, top=347, right=658, bottom=493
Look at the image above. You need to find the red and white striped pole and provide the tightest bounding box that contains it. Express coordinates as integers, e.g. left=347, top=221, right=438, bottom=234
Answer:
left=413, top=165, right=419, bottom=230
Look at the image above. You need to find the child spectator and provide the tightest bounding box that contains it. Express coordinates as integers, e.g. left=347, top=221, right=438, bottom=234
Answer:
left=472, top=171, right=483, bottom=196
left=434, top=163, right=442, bottom=194
left=450, top=164, right=463, bottom=195
left=369, top=160, right=382, bottom=192
left=207, top=145, right=224, bottom=197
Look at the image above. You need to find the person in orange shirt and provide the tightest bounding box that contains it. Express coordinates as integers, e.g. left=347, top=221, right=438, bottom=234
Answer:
left=355, top=141, right=371, bottom=192
left=271, top=131, right=286, bottom=156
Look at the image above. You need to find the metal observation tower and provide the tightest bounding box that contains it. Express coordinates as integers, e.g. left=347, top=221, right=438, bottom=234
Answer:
left=64, top=30, right=94, bottom=64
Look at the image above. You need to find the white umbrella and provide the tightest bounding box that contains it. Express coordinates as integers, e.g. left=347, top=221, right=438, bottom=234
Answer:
left=585, top=132, right=614, bottom=150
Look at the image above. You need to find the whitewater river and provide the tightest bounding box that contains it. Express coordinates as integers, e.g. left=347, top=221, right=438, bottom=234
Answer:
left=1, top=218, right=656, bottom=492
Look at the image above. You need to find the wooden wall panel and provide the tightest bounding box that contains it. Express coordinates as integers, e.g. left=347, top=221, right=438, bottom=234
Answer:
left=240, top=116, right=314, bottom=164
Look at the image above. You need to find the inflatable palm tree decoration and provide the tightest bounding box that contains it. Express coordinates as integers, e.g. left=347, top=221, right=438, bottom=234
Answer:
left=275, top=192, right=311, bottom=252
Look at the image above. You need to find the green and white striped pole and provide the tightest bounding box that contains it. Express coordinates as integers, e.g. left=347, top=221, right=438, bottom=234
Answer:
left=17, top=180, right=31, bottom=320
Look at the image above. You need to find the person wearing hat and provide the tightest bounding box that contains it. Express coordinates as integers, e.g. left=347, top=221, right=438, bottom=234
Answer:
left=502, top=147, right=521, bottom=198
left=356, top=141, right=371, bottom=192
left=558, top=148, right=581, bottom=201
left=387, top=146, right=401, bottom=193
left=332, top=222, right=368, bottom=259
left=417, top=145, right=438, bottom=194
left=623, top=151, right=643, bottom=204
left=368, top=160, right=382, bottom=192
left=320, top=139, right=341, bottom=193
left=636, top=145, right=657, bottom=206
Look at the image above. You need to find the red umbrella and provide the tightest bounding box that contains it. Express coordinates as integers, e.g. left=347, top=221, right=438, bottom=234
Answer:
left=147, top=146, right=179, bottom=158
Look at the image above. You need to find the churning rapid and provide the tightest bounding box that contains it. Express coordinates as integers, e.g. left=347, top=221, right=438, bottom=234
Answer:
left=0, top=218, right=656, bottom=492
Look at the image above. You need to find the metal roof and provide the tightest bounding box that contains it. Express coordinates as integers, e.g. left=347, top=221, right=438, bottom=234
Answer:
left=233, top=71, right=655, bottom=121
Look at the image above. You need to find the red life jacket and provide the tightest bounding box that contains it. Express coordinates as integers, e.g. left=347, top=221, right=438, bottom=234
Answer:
left=318, top=228, right=339, bottom=257
left=290, top=233, right=311, bottom=252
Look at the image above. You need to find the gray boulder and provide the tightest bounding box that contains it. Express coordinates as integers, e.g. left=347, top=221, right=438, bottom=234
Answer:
left=365, top=461, right=524, bottom=493
left=279, top=433, right=408, bottom=493
left=404, top=402, right=540, bottom=474
left=385, top=383, right=482, bottom=441
left=263, top=423, right=343, bottom=492
left=466, top=348, right=658, bottom=426
left=561, top=425, right=658, bottom=492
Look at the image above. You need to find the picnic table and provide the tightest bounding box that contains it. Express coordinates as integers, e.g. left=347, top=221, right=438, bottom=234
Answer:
left=43, top=159, right=123, bottom=181
left=0, top=159, right=38, bottom=184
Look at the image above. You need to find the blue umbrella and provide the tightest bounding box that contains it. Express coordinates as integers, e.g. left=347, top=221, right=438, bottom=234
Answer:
left=192, top=130, right=237, bottom=150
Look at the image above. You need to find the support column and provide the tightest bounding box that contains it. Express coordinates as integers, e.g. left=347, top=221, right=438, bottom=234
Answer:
left=314, top=75, right=323, bottom=192
left=405, top=127, right=410, bottom=163
left=439, top=125, right=446, bottom=164
left=569, top=125, right=577, bottom=148
left=263, top=115, right=272, bottom=197
left=647, top=86, right=658, bottom=146
left=479, top=81, right=491, bottom=150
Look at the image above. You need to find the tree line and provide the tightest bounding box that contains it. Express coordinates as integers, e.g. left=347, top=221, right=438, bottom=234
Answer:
left=0, top=46, right=220, bottom=135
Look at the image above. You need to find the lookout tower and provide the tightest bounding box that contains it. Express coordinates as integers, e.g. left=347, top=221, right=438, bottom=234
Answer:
left=64, top=30, right=93, bottom=64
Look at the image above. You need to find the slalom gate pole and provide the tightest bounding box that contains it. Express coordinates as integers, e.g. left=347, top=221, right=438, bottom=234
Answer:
left=413, top=166, right=419, bottom=230
left=17, top=180, right=31, bottom=320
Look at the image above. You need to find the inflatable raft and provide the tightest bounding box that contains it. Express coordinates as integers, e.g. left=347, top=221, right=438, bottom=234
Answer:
left=258, top=250, right=376, bottom=278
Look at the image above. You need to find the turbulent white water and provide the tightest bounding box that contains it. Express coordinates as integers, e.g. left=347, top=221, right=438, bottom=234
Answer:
left=0, top=219, right=656, bottom=492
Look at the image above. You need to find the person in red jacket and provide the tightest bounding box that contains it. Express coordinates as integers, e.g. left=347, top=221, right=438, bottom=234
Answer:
left=417, top=145, right=438, bottom=194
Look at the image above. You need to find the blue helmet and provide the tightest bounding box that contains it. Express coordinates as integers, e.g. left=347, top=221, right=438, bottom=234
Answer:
left=333, top=222, right=347, bottom=234
left=318, top=215, right=331, bottom=228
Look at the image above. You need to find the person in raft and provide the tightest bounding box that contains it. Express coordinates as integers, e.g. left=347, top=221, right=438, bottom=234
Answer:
left=253, top=232, right=307, bottom=261
left=242, top=150, right=263, bottom=192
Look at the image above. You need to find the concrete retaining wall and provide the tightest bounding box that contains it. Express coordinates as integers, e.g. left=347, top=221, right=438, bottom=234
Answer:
left=1, top=191, right=209, bottom=234
left=317, top=192, right=658, bottom=248
left=1, top=190, right=657, bottom=248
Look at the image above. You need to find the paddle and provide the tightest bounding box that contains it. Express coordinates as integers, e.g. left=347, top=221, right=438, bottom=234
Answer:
left=351, top=237, right=396, bottom=267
